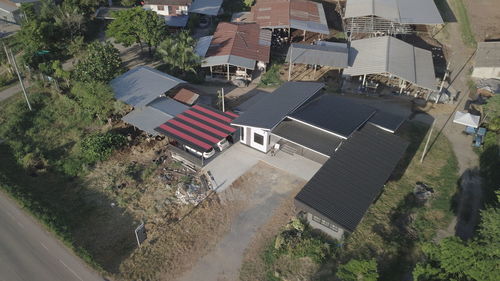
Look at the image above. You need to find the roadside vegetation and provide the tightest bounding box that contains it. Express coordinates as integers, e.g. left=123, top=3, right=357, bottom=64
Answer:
left=240, top=121, right=461, bottom=280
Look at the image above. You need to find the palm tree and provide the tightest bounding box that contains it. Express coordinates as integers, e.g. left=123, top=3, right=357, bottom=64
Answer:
left=156, top=31, right=200, bottom=75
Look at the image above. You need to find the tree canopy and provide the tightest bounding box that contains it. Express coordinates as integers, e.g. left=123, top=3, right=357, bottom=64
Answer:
left=413, top=193, right=500, bottom=281
left=337, top=259, right=379, bottom=281
left=106, top=7, right=167, bottom=55
left=156, top=30, right=200, bottom=75
left=73, top=41, right=122, bottom=83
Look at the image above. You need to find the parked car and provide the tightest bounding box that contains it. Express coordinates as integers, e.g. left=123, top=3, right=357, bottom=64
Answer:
left=183, top=145, right=216, bottom=159
left=216, top=138, right=230, bottom=151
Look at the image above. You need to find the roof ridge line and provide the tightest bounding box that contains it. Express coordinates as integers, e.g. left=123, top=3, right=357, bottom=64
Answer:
left=385, top=36, right=391, bottom=72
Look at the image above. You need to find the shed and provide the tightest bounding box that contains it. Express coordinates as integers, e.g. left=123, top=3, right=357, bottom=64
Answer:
left=472, top=42, right=500, bottom=79
left=110, top=66, right=186, bottom=108
left=343, top=36, right=436, bottom=91
left=285, top=42, right=349, bottom=69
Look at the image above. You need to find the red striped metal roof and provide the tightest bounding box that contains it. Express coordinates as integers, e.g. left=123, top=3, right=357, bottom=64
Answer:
left=155, top=104, right=239, bottom=152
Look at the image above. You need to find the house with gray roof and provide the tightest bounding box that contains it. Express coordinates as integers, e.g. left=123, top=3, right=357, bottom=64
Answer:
left=231, top=82, right=408, bottom=239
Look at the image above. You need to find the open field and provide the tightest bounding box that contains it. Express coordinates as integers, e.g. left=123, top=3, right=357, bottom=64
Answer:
left=464, top=0, right=500, bottom=42
left=239, top=121, right=460, bottom=280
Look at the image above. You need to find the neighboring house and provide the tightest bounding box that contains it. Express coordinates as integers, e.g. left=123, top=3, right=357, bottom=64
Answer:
left=472, top=42, right=500, bottom=80
left=343, top=36, right=437, bottom=94
left=343, top=0, right=443, bottom=35
left=285, top=41, right=349, bottom=72
left=143, top=0, right=191, bottom=27
left=231, top=82, right=408, bottom=239
left=110, top=66, right=189, bottom=135
left=188, top=0, right=222, bottom=16
left=195, top=22, right=271, bottom=81
left=0, top=0, right=38, bottom=24
left=249, top=0, right=329, bottom=36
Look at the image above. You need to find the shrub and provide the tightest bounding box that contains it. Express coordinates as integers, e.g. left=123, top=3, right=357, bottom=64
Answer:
left=259, top=64, right=283, bottom=87
left=81, top=132, right=126, bottom=164
left=337, top=259, right=379, bottom=281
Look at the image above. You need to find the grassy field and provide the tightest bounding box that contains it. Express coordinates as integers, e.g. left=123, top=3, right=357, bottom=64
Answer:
left=240, top=121, right=460, bottom=280
left=451, top=0, right=476, bottom=47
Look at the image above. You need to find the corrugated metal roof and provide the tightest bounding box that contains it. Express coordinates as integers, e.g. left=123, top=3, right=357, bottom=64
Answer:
left=475, top=42, right=500, bottom=68
left=164, top=14, right=189, bottom=27
left=188, top=0, right=222, bottom=16
left=251, top=0, right=329, bottom=34
left=195, top=35, right=213, bottom=57
left=172, top=87, right=200, bottom=105
left=110, top=66, right=186, bottom=108
left=344, top=36, right=436, bottom=90
left=201, top=22, right=271, bottom=68
left=368, top=111, right=406, bottom=133
left=344, top=0, right=443, bottom=24
left=272, top=119, right=342, bottom=156
left=155, top=104, right=239, bottom=152
left=231, top=82, right=324, bottom=129
left=295, top=123, right=409, bottom=232
left=147, top=97, right=189, bottom=116
left=122, top=107, right=174, bottom=136
left=144, top=0, right=191, bottom=5
left=289, top=95, right=376, bottom=138
left=285, top=43, right=348, bottom=68
left=0, top=0, right=18, bottom=12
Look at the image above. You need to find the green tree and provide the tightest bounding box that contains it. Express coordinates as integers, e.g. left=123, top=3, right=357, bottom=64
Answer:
left=106, top=7, right=166, bottom=56
left=120, top=0, right=135, bottom=7
left=73, top=41, right=122, bottom=83
left=156, top=30, right=200, bottom=75
left=71, top=82, right=115, bottom=121
left=139, top=10, right=167, bottom=55
left=413, top=193, right=500, bottom=281
left=337, top=259, right=379, bottom=281
left=106, top=7, right=145, bottom=51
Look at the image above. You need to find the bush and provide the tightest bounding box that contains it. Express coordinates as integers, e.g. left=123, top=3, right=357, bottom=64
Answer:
left=337, top=259, right=379, bottom=281
left=259, top=64, right=283, bottom=87
left=81, top=132, right=126, bottom=164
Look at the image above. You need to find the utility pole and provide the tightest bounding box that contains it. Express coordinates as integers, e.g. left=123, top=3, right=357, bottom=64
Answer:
left=435, top=62, right=451, bottom=104
left=420, top=119, right=436, bottom=163
left=288, top=44, right=293, bottom=81
left=221, top=88, right=225, bottom=112
left=9, top=48, right=32, bottom=111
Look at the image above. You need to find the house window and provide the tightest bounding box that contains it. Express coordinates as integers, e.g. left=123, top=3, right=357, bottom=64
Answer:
left=312, top=215, right=339, bottom=232
left=241, top=127, right=244, bottom=141
left=253, top=133, right=264, bottom=145
left=157, top=5, right=164, bottom=11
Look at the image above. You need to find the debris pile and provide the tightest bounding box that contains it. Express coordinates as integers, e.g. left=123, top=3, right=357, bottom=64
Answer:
left=413, top=182, right=434, bottom=202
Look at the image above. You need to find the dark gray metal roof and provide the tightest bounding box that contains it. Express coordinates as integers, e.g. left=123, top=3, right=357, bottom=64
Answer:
left=344, top=36, right=436, bottom=91
left=188, top=0, right=222, bottom=16
left=295, top=123, right=409, bottom=232
left=344, top=0, right=443, bottom=24
left=286, top=43, right=349, bottom=68
left=368, top=111, right=406, bottom=133
left=164, top=14, right=189, bottom=27
left=272, top=119, right=342, bottom=156
left=110, top=66, right=186, bottom=108
left=195, top=35, right=213, bottom=58
left=289, top=95, right=376, bottom=138
left=231, top=82, right=325, bottom=129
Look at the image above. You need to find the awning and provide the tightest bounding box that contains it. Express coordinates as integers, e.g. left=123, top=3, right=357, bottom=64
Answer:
left=155, top=105, right=239, bottom=152
left=453, top=111, right=480, bottom=128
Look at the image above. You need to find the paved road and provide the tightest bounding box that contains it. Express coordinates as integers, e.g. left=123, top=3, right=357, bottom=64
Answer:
left=0, top=192, right=104, bottom=281
left=0, top=84, right=21, bottom=103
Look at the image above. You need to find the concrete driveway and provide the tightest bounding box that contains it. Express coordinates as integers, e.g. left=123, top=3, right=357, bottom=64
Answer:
left=203, top=142, right=322, bottom=192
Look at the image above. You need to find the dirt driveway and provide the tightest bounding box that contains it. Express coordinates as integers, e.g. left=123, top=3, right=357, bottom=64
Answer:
left=176, top=162, right=306, bottom=281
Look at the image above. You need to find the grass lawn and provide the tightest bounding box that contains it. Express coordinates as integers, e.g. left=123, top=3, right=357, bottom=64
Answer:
left=240, top=121, right=460, bottom=281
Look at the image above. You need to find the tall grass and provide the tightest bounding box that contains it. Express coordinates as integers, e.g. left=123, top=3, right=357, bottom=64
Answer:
left=452, top=0, right=476, bottom=47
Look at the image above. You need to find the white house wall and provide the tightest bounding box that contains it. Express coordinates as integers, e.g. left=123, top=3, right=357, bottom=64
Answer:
left=472, top=67, right=500, bottom=79
left=143, top=4, right=188, bottom=16
left=306, top=213, right=345, bottom=240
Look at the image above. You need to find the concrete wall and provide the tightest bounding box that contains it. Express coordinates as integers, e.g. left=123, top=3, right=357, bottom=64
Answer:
left=472, top=67, right=500, bottom=79
left=238, top=126, right=272, bottom=153
left=143, top=4, right=188, bottom=16
left=277, top=139, right=329, bottom=164
left=306, top=213, right=344, bottom=240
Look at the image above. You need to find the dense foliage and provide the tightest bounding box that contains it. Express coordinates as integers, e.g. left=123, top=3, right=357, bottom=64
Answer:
left=71, top=81, right=116, bottom=120
left=413, top=193, right=500, bottom=281
left=484, top=95, right=500, bottom=131
left=337, top=259, right=379, bottom=281
left=81, top=133, right=127, bottom=164
left=156, top=31, right=200, bottom=75
left=73, top=42, right=123, bottom=83
left=106, top=7, right=167, bottom=55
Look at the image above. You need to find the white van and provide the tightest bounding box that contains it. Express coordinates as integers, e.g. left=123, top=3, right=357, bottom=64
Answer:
left=183, top=145, right=216, bottom=159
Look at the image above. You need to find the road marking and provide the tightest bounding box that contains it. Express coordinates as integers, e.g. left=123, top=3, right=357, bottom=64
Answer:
left=39, top=242, right=49, bottom=251
left=59, top=259, right=83, bottom=281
